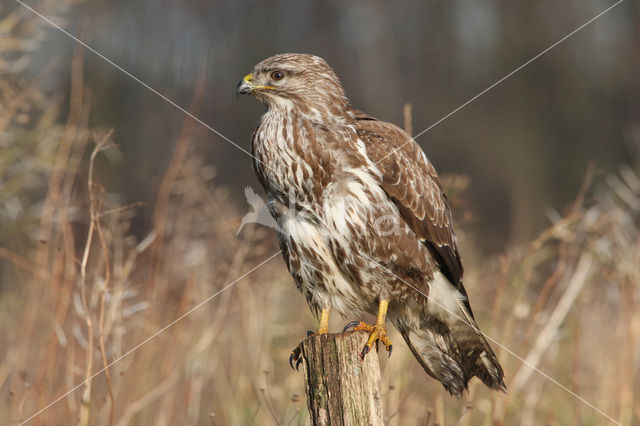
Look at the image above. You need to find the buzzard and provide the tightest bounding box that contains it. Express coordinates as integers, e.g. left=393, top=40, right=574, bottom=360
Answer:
left=237, top=53, right=505, bottom=396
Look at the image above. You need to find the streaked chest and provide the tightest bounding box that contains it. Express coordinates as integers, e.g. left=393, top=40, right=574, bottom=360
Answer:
left=252, top=110, right=330, bottom=206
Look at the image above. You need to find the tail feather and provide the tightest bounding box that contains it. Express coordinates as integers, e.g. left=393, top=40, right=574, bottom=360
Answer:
left=394, top=299, right=506, bottom=397
left=454, top=298, right=506, bottom=393
left=399, top=326, right=468, bottom=396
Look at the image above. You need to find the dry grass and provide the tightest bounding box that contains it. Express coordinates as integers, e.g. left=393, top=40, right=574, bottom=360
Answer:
left=1, top=6, right=639, bottom=426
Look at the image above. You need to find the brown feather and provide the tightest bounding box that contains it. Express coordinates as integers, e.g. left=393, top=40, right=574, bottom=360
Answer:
left=352, top=114, right=465, bottom=293
left=242, top=54, right=505, bottom=396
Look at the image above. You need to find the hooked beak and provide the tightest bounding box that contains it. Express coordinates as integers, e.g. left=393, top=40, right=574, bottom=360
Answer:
left=236, top=73, right=275, bottom=98
left=236, top=73, right=254, bottom=98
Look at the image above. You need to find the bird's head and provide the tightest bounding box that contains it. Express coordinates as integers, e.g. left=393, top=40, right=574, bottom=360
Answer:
left=236, top=53, right=350, bottom=119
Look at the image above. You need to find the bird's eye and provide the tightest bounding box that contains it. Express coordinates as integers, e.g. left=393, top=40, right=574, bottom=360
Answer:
left=271, top=70, right=284, bottom=81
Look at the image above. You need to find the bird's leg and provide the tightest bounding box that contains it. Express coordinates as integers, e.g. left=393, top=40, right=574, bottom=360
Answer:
left=316, top=307, right=330, bottom=335
left=289, top=308, right=330, bottom=370
left=343, top=299, right=392, bottom=359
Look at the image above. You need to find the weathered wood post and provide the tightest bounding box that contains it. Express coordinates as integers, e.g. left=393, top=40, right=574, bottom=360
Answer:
left=300, top=330, right=384, bottom=425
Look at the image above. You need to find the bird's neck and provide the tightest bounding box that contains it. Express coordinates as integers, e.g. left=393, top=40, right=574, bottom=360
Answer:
left=265, top=97, right=353, bottom=129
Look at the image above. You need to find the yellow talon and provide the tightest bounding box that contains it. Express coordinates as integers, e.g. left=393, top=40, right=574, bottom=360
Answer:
left=290, top=308, right=331, bottom=370
left=344, top=299, right=393, bottom=358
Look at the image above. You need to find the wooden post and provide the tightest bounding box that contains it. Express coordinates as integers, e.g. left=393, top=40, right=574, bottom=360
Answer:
left=300, top=330, right=384, bottom=425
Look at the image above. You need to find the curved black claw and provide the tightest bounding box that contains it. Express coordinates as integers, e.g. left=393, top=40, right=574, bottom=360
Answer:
left=289, top=352, right=296, bottom=370
left=289, top=345, right=303, bottom=371
left=289, top=331, right=320, bottom=371
left=360, top=344, right=370, bottom=360
left=388, top=344, right=393, bottom=358
left=343, top=320, right=361, bottom=332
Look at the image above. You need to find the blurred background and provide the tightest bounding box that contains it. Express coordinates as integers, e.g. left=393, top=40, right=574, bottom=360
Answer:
left=1, top=0, right=639, bottom=425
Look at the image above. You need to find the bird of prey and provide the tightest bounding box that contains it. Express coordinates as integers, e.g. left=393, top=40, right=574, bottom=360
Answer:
left=237, top=53, right=505, bottom=396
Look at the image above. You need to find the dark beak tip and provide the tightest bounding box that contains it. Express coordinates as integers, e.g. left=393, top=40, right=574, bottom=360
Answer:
left=236, top=79, right=250, bottom=98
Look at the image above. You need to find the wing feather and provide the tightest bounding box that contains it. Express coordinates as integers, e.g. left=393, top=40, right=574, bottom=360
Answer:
left=351, top=109, right=468, bottom=302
